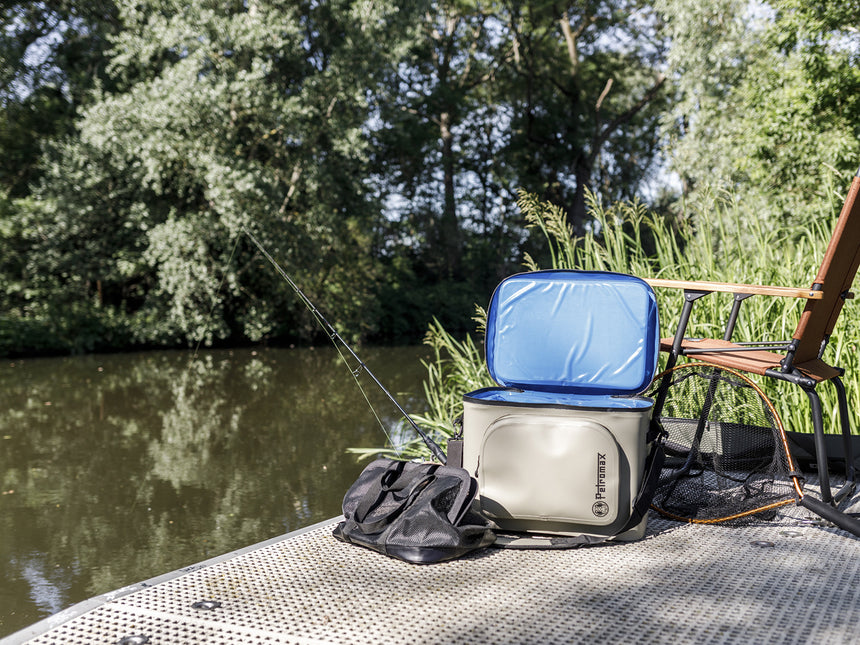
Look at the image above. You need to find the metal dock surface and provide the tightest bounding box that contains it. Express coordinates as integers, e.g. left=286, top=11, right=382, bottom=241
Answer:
left=4, top=483, right=860, bottom=645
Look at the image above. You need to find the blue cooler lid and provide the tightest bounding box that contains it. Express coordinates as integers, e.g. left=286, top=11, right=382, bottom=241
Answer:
left=485, top=270, right=659, bottom=396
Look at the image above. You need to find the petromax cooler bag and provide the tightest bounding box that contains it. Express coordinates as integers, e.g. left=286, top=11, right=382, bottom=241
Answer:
left=461, top=270, right=661, bottom=543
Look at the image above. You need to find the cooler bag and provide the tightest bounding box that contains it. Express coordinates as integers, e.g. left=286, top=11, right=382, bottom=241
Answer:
left=461, top=270, right=660, bottom=542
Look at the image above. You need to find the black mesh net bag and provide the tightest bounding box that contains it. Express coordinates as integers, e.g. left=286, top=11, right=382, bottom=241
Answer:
left=648, top=361, right=804, bottom=525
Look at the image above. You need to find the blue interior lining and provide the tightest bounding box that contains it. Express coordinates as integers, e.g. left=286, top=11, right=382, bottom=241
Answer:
left=466, top=387, right=654, bottom=410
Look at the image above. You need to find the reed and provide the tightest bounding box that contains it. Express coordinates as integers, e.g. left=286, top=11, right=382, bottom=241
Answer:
left=411, top=176, right=860, bottom=459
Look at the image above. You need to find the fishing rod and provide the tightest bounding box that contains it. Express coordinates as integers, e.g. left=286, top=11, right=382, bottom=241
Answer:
left=243, top=228, right=447, bottom=464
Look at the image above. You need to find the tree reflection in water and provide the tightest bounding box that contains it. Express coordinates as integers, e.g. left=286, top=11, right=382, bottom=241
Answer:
left=0, top=346, right=429, bottom=637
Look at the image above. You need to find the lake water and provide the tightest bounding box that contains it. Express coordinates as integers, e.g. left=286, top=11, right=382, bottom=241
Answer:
left=0, top=345, right=432, bottom=638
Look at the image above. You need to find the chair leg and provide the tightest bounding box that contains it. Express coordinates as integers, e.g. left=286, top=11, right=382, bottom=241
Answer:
left=795, top=379, right=860, bottom=536
left=831, top=377, right=857, bottom=501
left=803, top=386, right=833, bottom=504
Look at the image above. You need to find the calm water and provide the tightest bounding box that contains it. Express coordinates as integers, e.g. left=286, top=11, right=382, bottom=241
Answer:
left=0, top=345, right=431, bottom=638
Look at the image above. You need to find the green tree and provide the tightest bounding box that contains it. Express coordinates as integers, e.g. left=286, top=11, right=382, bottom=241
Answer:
left=658, top=0, right=860, bottom=220
left=367, top=0, right=670, bottom=338
left=0, top=2, right=119, bottom=197
left=369, top=1, right=512, bottom=281
left=10, top=0, right=397, bottom=351
left=3, top=0, right=678, bottom=355
left=501, top=0, right=668, bottom=230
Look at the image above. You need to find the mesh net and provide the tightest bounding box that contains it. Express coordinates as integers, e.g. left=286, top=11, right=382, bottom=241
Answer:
left=648, top=362, right=803, bottom=525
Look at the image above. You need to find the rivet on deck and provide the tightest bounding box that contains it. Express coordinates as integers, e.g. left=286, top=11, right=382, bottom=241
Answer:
left=780, top=530, right=803, bottom=538
left=116, top=636, right=150, bottom=645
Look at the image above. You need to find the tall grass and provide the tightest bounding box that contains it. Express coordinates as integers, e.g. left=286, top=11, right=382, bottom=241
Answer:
left=398, top=174, right=860, bottom=460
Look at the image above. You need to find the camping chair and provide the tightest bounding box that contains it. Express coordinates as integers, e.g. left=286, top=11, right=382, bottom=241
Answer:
left=644, top=168, right=860, bottom=530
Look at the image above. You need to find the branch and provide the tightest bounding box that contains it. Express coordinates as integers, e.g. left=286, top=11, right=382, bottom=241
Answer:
left=559, top=10, right=597, bottom=76
left=589, top=73, right=666, bottom=164
left=400, top=104, right=438, bottom=126
left=458, top=18, right=485, bottom=89
left=559, top=11, right=578, bottom=74
left=592, top=77, right=613, bottom=137
left=595, top=78, right=613, bottom=112
left=279, top=163, right=302, bottom=214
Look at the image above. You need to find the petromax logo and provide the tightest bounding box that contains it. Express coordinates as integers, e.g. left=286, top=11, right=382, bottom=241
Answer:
left=592, top=452, right=609, bottom=517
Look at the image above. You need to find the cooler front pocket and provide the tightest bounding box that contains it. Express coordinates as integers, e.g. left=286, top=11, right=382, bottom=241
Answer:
left=478, top=414, right=623, bottom=527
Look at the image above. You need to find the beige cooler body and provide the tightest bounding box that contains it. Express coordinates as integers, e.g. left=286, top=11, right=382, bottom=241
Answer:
left=462, top=391, right=653, bottom=541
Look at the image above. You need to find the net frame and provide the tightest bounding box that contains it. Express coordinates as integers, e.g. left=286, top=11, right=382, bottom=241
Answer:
left=649, top=361, right=805, bottom=525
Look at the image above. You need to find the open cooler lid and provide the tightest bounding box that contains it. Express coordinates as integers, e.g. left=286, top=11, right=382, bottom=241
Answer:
left=485, top=270, right=659, bottom=396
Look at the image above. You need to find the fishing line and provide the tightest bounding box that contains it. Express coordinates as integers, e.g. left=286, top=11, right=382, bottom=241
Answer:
left=243, top=227, right=447, bottom=464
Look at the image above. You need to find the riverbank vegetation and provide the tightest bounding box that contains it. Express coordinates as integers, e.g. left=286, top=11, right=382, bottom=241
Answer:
left=1, top=0, right=858, bottom=358
left=404, top=182, right=860, bottom=457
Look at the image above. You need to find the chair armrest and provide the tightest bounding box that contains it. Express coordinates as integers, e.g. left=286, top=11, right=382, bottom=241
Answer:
left=643, top=278, right=824, bottom=300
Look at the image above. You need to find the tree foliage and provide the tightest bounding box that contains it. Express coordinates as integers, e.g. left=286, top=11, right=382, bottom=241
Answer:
left=0, top=1, right=119, bottom=196
left=5, top=0, right=391, bottom=351
left=1, top=0, right=857, bottom=356
left=659, top=0, right=860, bottom=222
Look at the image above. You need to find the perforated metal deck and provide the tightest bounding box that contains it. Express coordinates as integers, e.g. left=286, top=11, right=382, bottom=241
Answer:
left=5, top=483, right=860, bottom=645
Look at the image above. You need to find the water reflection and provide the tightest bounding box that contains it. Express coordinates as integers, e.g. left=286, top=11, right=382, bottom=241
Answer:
left=0, top=346, right=430, bottom=637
